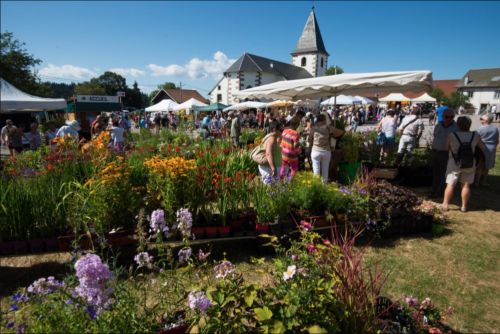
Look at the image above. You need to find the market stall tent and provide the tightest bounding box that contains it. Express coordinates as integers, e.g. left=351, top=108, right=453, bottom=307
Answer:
left=145, top=99, right=179, bottom=112
left=410, top=93, right=437, bottom=102
left=378, top=93, right=412, bottom=102
left=222, top=101, right=267, bottom=112
left=0, top=78, right=67, bottom=113
left=196, top=102, right=230, bottom=112
left=172, top=98, right=208, bottom=114
left=321, top=95, right=362, bottom=105
left=354, top=95, right=375, bottom=104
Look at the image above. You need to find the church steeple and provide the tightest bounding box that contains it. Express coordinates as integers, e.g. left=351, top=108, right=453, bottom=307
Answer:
left=291, top=7, right=329, bottom=77
left=291, top=7, right=329, bottom=56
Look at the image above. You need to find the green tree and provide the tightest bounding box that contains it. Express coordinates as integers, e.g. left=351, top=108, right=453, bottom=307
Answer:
left=0, top=31, right=50, bottom=97
left=429, top=87, right=447, bottom=102
left=43, top=81, right=76, bottom=98
left=448, top=91, right=469, bottom=110
left=90, top=71, right=128, bottom=96
left=74, top=81, right=106, bottom=95
left=326, top=66, right=344, bottom=76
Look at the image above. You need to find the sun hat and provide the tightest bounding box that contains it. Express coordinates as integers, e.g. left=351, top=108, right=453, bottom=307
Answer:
left=306, top=112, right=313, bottom=118
left=66, top=120, right=81, bottom=131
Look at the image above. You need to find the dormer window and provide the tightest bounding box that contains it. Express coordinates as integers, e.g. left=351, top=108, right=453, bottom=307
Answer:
left=301, top=57, right=307, bottom=66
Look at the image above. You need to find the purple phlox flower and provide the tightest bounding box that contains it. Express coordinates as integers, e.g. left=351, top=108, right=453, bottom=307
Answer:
left=11, top=293, right=28, bottom=303
left=366, top=221, right=370, bottom=225
left=406, top=296, right=419, bottom=307
left=10, top=303, right=19, bottom=312
left=366, top=226, right=370, bottom=230
left=151, top=279, right=157, bottom=284
left=291, top=254, right=299, bottom=262
left=160, top=268, right=164, bottom=273
left=306, top=243, right=316, bottom=252
left=198, top=249, right=211, bottom=261
left=38, top=315, right=43, bottom=321
left=195, top=274, right=200, bottom=280
left=150, top=209, right=170, bottom=238
left=74, top=253, right=116, bottom=317
left=65, top=299, right=74, bottom=305
left=178, top=248, right=192, bottom=262
left=134, top=252, right=154, bottom=268
left=262, top=204, right=266, bottom=208
left=176, top=208, right=193, bottom=237
left=360, top=190, right=367, bottom=195
left=27, top=276, right=65, bottom=295
left=214, top=261, right=235, bottom=279
left=188, top=290, right=213, bottom=315
left=352, top=197, right=356, bottom=201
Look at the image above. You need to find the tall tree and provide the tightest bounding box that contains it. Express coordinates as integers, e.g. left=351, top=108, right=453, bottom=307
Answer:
left=90, top=71, right=128, bottom=96
left=149, top=82, right=179, bottom=101
left=0, top=31, right=50, bottom=97
left=429, top=87, right=447, bottom=102
left=43, top=81, right=76, bottom=98
left=74, top=81, right=106, bottom=95
left=326, top=66, right=344, bottom=76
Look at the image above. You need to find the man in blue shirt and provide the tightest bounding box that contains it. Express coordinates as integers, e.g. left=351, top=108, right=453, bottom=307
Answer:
left=434, top=101, right=448, bottom=123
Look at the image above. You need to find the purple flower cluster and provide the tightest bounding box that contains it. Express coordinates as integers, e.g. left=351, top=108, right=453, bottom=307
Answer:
left=135, top=252, right=154, bottom=268
left=214, top=261, right=235, bottom=279
left=188, top=290, right=213, bottom=315
left=405, top=295, right=419, bottom=307
left=150, top=209, right=170, bottom=238
left=338, top=188, right=351, bottom=195
left=74, top=254, right=116, bottom=317
left=27, top=277, right=65, bottom=295
left=176, top=208, right=193, bottom=238
left=178, top=248, right=192, bottom=262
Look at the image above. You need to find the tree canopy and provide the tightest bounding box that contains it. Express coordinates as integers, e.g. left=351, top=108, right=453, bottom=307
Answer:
left=149, top=82, right=179, bottom=102
left=0, top=31, right=50, bottom=97
left=326, top=66, right=344, bottom=76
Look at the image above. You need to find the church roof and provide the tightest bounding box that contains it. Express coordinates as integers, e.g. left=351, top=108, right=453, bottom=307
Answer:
left=224, top=53, right=313, bottom=80
left=291, top=8, right=329, bottom=56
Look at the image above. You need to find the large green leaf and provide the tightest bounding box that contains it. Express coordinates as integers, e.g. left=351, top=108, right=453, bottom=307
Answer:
left=271, top=320, right=286, bottom=333
left=308, top=325, right=328, bottom=333
left=254, top=306, right=273, bottom=321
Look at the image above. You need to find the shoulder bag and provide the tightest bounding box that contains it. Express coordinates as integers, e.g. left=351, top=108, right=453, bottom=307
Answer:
left=250, top=134, right=273, bottom=166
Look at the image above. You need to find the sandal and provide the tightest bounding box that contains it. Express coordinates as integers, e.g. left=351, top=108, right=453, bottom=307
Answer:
left=440, top=205, right=450, bottom=212
left=460, top=207, right=467, bottom=213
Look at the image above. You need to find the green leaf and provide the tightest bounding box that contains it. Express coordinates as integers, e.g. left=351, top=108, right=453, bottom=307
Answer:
left=214, top=291, right=225, bottom=305
left=254, top=306, right=273, bottom=321
left=271, top=320, right=286, bottom=333
left=221, top=295, right=236, bottom=307
left=244, top=292, right=256, bottom=307
left=308, top=325, right=328, bottom=333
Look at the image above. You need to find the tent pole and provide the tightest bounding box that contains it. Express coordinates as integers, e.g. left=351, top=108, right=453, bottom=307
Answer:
left=333, top=88, right=337, bottom=128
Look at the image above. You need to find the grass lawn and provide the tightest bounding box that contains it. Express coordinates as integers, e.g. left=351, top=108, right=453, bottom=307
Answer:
left=1, top=156, right=499, bottom=333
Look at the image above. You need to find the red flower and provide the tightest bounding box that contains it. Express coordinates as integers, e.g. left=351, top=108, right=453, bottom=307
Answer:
left=148, top=146, right=154, bottom=150
left=176, top=147, right=180, bottom=153
left=206, top=148, right=210, bottom=152
left=168, top=144, right=173, bottom=148
left=219, top=161, right=224, bottom=165
left=213, top=152, right=218, bottom=158
left=200, top=154, right=204, bottom=158
left=161, top=147, right=165, bottom=150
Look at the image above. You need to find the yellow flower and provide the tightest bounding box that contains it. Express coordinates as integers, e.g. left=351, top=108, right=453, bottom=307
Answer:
left=90, top=190, right=95, bottom=194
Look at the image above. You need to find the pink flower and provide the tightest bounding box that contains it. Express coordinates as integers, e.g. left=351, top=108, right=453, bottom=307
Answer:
left=291, top=254, right=299, bottom=262
left=307, top=243, right=316, bottom=252
left=283, top=265, right=296, bottom=281
left=323, top=239, right=331, bottom=246
left=300, top=220, right=312, bottom=231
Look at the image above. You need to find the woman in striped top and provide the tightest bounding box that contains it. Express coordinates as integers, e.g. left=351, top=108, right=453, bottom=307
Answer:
left=279, top=116, right=302, bottom=179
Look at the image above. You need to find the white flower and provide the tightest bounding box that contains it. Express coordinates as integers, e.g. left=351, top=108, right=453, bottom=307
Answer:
left=283, top=265, right=296, bottom=281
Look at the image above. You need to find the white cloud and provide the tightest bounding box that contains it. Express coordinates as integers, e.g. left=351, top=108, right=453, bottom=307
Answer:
left=147, top=51, right=235, bottom=80
left=138, top=85, right=154, bottom=94
left=39, top=64, right=97, bottom=79
left=109, top=68, right=146, bottom=77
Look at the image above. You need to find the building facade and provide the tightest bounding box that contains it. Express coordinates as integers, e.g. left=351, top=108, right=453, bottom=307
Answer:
left=456, top=68, right=500, bottom=112
left=209, top=8, right=329, bottom=105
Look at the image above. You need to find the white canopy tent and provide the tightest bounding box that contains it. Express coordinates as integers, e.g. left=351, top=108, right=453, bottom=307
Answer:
left=410, top=93, right=437, bottom=102
left=1, top=78, right=67, bottom=113
left=354, top=95, right=375, bottom=104
left=378, top=93, right=412, bottom=102
left=321, top=95, right=362, bottom=105
left=172, top=98, right=208, bottom=114
left=145, top=99, right=179, bottom=112
left=233, top=71, right=434, bottom=101
left=222, top=101, right=267, bottom=112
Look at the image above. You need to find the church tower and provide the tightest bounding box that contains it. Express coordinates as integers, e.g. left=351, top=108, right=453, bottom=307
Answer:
left=291, top=7, right=329, bottom=77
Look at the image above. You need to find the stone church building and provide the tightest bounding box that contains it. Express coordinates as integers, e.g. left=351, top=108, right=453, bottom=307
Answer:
left=209, top=8, right=329, bottom=105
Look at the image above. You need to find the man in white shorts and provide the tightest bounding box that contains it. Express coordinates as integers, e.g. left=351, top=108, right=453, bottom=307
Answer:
left=396, top=109, right=424, bottom=164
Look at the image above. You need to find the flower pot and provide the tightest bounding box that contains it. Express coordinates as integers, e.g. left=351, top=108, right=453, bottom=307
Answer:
left=339, top=161, right=362, bottom=185
left=256, top=223, right=269, bottom=235
left=0, top=241, right=14, bottom=255
left=432, top=223, right=444, bottom=235
left=13, top=240, right=29, bottom=255
left=246, top=213, right=257, bottom=223
left=192, top=227, right=205, bottom=239
left=43, top=237, right=59, bottom=252
left=230, top=220, right=242, bottom=229
left=28, top=239, right=44, bottom=254
left=218, top=226, right=231, bottom=238
left=205, top=227, right=218, bottom=239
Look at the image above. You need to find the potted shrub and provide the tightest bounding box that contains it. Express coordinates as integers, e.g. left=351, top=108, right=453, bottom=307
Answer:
left=431, top=214, right=446, bottom=235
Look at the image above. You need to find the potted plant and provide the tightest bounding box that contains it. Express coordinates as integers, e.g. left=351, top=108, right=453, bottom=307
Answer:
left=431, top=213, right=446, bottom=235
left=338, top=132, right=364, bottom=185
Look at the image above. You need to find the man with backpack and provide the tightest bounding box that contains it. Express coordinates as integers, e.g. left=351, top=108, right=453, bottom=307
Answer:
left=441, top=116, right=485, bottom=213
left=396, top=109, right=424, bottom=164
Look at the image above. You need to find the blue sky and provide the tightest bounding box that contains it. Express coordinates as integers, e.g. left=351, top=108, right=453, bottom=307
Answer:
left=2, top=1, right=499, bottom=98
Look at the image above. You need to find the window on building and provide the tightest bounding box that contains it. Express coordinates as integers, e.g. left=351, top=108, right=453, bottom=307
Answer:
left=495, top=91, right=500, bottom=99
left=217, top=94, right=222, bottom=102
left=301, top=57, right=306, bottom=66
left=246, top=85, right=252, bottom=89
left=467, top=91, right=474, bottom=98
left=218, top=85, right=221, bottom=90
left=320, top=58, right=324, bottom=68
